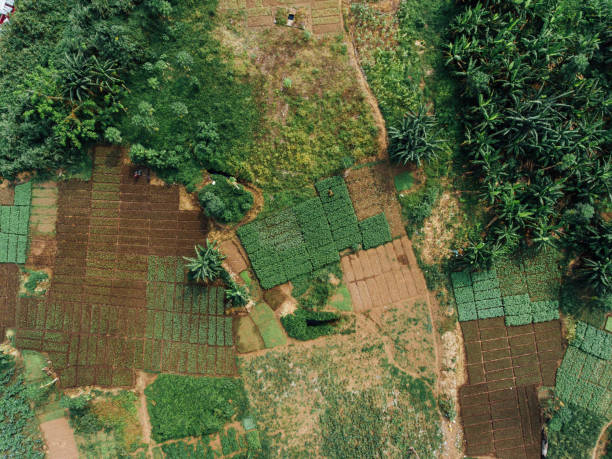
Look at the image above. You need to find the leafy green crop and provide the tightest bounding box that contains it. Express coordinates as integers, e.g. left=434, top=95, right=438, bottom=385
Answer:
left=145, top=375, right=248, bottom=442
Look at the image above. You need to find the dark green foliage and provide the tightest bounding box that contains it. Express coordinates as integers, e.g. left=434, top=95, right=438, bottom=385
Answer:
left=0, top=0, right=145, bottom=178
left=388, top=106, right=442, bottom=166
left=447, top=0, right=612, bottom=294
left=0, top=352, right=44, bottom=458
left=184, top=240, right=225, bottom=282
left=122, top=0, right=259, bottom=188
left=359, top=213, right=392, bottom=249
left=573, top=322, right=612, bottom=360
left=62, top=394, right=104, bottom=434
left=199, top=175, right=253, bottom=224
left=281, top=309, right=341, bottom=341
left=547, top=402, right=605, bottom=459
left=399, top=179, right=441, bottom=236
left=145, top=374, right=248, bottom=442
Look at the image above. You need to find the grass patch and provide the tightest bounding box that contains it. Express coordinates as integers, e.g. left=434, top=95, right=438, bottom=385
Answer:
left=606, top=316, right=612, bottom=333
left=328, top=284, right=352, bottom=312
left=219, top=24, right=379, bottom=193
left=239, top=335, right=442, bottom=456
left=249, top=303, right=287, bottom=348
left=394, top=171, right=416, bottom=192
left=145, top=374, right=248, bottom=442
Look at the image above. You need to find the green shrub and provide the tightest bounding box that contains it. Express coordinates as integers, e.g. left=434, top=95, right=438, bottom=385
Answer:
left=199, top=175, right=253, bottom=224
left=145, top=375, right=248, bottom=442
left=0, top=352, right=44, bottom=458
left=281, top=309, right=341, bottom=341
left=547, top=402, right=605, bottom=459
left=183, top=240, right=225, bottom=282
left=399, top=179, right=441, bottom=236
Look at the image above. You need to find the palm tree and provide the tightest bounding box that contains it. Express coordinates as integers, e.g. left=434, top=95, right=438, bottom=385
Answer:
left=225, top=283, right=249, bottom=307
left=388, top=105, right=442, bottom=167
left=184, top=240, right=225, bottom=282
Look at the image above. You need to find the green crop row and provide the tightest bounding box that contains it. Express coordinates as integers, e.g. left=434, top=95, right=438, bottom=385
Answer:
left=0, top=205, right=30, bottom=235
left=555, top=346, right=612, bottom=419
left=503, top=296, right=559, bottom=326
left=316, top=176, right=361, bottom=251
left=294, top=198, right=339, bottom=269
left=0, top=233, right=28, bottom=263
left=573, top=322, right=612, bottom=361
left=359, top=213, right=392, bottom=250
left=239, top=177, right=390, bottom=289
left=148, top=256, right=185, bottom=283
left=13, top=182, right=32, bottom=206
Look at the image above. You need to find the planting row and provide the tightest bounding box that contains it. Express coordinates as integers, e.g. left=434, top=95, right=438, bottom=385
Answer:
left=239, top=176, right=393, bottom=289
left=147, top=281, right=226, bottom=315
left=452, top=258, right=561, bottom=324
left=316, top=176, right=361, bottom=251
left=144, top=310, right=233, bottom=346
left=572, top=321, right=612, bottom=361
left=555, top=346, right=612, bottom=419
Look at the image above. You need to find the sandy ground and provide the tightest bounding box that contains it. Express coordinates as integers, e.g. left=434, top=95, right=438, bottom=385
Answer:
left=40, top=417, right=79, bottom=459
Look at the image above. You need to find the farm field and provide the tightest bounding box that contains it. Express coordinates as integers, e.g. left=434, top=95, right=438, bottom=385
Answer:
left=11, top=147, right=236, bottom=388
left=1, top=0, right=610, bottom=457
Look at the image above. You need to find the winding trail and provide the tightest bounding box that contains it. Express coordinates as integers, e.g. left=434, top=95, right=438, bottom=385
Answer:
left=593, top=419, right=612, bottom=459
left=341, top=3, right=389, bottom=160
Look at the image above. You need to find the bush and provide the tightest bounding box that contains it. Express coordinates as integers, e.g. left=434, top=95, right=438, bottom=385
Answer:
left=183, top=240, right=225, bottom=282
left=0, top=352, right=44, bottom=458
left=145, top=375, right=249, bottom=442
left=199, top=175, right=253, bottom=224
left=399, top=179, right=441, bottom=236
left=547, top=402, right=605, bottom=459
left=281, top=309, right=341, bottom=340
left=388, top=105, right=442, bottom=166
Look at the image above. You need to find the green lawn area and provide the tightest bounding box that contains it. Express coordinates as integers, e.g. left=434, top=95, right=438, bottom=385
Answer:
left=250, top=303, right=287, bottom=348
left=328, top=284, right=353, bottom=312
left=394, top=171, right=416, bottom=192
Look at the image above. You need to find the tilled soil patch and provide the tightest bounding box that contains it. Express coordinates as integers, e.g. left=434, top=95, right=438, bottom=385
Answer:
left=340, top=236, right=426, bottom=312
left=11, top=147, right=236, bottom=387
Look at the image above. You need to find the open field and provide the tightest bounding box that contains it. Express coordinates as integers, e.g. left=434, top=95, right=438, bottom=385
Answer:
left=239, top=317, right=442, bottom=457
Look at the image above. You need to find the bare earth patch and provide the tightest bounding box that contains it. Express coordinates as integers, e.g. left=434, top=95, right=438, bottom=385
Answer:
left=416, top=190, right=463, bottom=265
left=40, top=417, right=79, bottom=459
left=345, top=162, right=405, bottom=238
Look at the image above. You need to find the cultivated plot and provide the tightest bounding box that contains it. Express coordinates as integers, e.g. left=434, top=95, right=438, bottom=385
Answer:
left=341, top=236, right=427, bottom=312
left=13, top=147, right=235, bottom=387
left=218, top=0, right=342, bottom=34
left=0, top=264, right=19, bottom=339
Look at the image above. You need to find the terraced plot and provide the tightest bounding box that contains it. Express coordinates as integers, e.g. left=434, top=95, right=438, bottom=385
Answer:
left=218, top=0, right=342, bottom=34
left=461, top=318, right=563, bottom=390
left=459, top=318, right=564, bottom=458
left=0, top=264, right=19, bottom=339
left=13, top=147, right=235, bottom=387
left=340, top=236, right=427, bottom=312
left=460, top=383, right=541, bottom=458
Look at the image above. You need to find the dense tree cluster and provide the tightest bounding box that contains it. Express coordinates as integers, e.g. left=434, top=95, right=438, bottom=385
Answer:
left=447, top=0, right=611, bottom=294
left=0, top=0, right=156, bottom=177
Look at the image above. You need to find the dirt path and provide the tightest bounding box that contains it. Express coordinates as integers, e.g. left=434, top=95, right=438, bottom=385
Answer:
left=341, top=5, right=388, bottom=160
left=593, top=419, right=612, bottom=459
left=135, top=371, right=156, bottom=458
